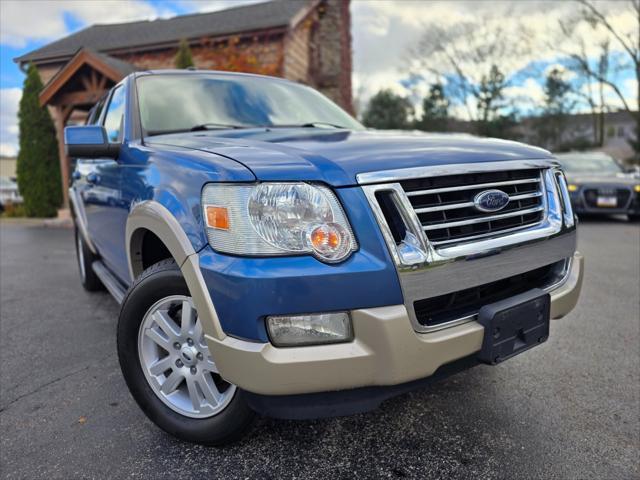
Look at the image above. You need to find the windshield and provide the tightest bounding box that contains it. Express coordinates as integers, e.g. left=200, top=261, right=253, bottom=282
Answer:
left=556, top=153, right=623, bottom=175
left=136, top=73, right=363, bottom=135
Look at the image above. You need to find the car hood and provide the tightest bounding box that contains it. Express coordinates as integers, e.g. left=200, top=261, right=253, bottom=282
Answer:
left=146, top=129, right=553, bottom=186
left=565, top=173, right=639, bottom=186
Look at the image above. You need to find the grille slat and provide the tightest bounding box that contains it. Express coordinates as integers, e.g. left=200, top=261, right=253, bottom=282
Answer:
left=405, top=177, right=541, bottom=197
left=414, top=191, right=542, bottom=214
left=400, top=169, right=545, bottom=245
left=422, top=205, right=544, bottom=231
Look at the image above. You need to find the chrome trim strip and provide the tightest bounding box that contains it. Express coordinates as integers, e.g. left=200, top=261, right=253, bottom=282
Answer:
left=405, top=231, right=576, bottom=333
left=69, top=187, right=97, bottom=255
left=414, top=201, right=475, bottom=213
left=406, top=178, right=540, bottom=197
left=430, top=223, right=545, bottom=246
left=510, top=191, right=543, bottom=201
left=359, top=161, right=575, bottom=334
left=356, top=159, right=559, bottom=185
left=553, top=170, right=575, bottom=228
left=423, top=205, right=544, bottom=231
left=418, top=256, right=574, bottom=333
left=413, top=191, right=543, bottom=214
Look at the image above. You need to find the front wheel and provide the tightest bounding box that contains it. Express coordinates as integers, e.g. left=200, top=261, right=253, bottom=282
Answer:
left=117, top=259, right=255, bottom=445
left=628, top=214, right=640, bottom=222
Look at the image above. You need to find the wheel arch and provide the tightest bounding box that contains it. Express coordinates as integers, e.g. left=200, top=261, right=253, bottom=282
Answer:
left=126, top=201, right=227, bottom=341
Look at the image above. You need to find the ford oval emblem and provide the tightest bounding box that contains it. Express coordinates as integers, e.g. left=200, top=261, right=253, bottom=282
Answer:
left=473, top=189, right=510, bottom=212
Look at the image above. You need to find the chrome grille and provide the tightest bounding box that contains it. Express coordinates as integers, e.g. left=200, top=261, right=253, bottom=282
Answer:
left=399, top=169, right=545, bottom=246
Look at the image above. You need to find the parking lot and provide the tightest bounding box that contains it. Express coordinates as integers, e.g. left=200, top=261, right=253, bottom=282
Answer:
left=0, top=219, right=638, bottom=479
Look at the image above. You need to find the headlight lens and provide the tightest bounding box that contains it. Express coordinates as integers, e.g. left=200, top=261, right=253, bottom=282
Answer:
left=202, top=183, right=357, bottom=263
left=634, top=184, right=640, bottom=193
left=568, top=184, right=579, bottom=192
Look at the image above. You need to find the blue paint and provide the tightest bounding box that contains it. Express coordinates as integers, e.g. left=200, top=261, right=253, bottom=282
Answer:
left=146, top=128, right=553, bottom=187
left=70, top=71, right=559, bottom=341
left=64, top=125, right=106, bottom=144
left=198, top=187, right=403, bottom=341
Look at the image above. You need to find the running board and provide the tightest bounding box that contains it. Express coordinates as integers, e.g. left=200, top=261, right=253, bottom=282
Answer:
left=92, top=261, right=127, bottom=304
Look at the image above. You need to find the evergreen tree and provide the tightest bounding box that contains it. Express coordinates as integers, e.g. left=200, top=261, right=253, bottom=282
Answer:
left=174, top=39, right=194, bottom=69
left=362, top=89, right=413, bottom=130
left=475, top=65, right=519, bottom=140
left=16, top=64, right=62, bottom=217
left=415, top=83, right=449, bottom=132
left=535, top=68, right=576, bottom=149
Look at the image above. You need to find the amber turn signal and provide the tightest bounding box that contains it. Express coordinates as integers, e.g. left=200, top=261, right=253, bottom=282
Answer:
left=205, top=205, right=230, bottom=230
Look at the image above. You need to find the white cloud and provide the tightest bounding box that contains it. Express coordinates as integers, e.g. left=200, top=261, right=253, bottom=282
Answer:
left=177, top=0, right=266, bottom=14
left=623, top=78, right=639, bottom=110
left=0, top=0, right=163, bottom=47
left=351, top=0, right=635, bottom=119
left=503, top=78, right=546, bottom=114
left=0, top=88, right=21, bottom=157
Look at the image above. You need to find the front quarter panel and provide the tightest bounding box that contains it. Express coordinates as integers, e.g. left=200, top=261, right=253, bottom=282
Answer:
left=120, top=142, right=255, bottom=282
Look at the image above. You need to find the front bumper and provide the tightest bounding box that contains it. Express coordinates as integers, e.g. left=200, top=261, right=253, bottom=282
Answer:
left=207, top=252, right=583, bottom=396
left=570, top=186, right=640, bottom=216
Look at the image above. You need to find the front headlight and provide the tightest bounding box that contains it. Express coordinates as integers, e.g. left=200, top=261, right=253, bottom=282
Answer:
left=202, top=183, right=357, bottom=263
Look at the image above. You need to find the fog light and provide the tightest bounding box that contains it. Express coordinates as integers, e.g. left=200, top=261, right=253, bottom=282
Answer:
left=568, top=184, right=578, bottom=192
left=634, top=184, right=640, bottom=193
left=266, top=312, right=352, bottom=347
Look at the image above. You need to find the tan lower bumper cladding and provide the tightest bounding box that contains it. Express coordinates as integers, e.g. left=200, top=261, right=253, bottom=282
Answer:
left=206, top=252, right=584, bottom=396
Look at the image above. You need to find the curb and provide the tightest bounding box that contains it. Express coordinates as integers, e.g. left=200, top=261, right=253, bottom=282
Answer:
left=0, top=217, right=73, bottom=228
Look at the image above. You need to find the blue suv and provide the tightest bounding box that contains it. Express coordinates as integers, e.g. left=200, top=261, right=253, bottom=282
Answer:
left=66, top=70, right=583, bottom=445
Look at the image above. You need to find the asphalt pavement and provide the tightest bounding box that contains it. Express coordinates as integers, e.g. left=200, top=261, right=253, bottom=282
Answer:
left=1, top=218, right=638, bottom=479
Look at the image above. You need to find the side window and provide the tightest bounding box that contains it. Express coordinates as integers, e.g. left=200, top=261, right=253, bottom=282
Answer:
left=86, top=96, right=106, bottom=125
left=103, top=86, right=126, bottom=142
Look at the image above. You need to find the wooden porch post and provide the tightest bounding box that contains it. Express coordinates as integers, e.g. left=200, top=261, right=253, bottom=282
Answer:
left=53, top=106, right=71, bottom=211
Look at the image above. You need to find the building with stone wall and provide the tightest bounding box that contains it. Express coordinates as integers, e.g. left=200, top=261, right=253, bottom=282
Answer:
left=14, top=0, right=352, bottom=210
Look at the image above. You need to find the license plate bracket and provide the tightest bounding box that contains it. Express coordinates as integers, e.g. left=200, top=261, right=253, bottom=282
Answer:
left=476, top=288, right=550, bottom=365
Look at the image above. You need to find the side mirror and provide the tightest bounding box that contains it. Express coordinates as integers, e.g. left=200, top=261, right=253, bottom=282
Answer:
left=64, top=125, right=119, bottom=159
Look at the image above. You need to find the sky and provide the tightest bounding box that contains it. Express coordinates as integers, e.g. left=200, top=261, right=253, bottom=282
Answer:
left=0, top=0, right=637, bottom=157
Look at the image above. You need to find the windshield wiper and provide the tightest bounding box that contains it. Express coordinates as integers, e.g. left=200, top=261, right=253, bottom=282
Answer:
left=189, top=123, right=246, bottom=131
left=267, top=122, right=348, bottom=129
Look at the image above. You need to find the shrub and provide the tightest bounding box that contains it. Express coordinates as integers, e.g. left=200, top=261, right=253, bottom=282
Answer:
left=175, top=39, right=195, bottom=69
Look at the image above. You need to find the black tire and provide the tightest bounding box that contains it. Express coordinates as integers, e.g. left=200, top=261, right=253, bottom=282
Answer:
left=628, top=214, right=640, bottom=222
left=117, top=259, right=255, bottom=446
left=75, top=226, right=103, bottom=291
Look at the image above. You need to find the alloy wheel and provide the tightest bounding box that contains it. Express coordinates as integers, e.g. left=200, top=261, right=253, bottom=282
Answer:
left=137, top=295, right=235, bottom=418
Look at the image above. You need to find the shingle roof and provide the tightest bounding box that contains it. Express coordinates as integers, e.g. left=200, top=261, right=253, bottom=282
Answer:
left=92, top=51, right=138, bottom=76
left=16, top=0, right=310, bottom=64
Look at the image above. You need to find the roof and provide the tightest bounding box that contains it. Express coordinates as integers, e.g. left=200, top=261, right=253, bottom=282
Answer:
left=92, top=51, right=138, bottom=76
left=16, top=0, right=311, bottom=65
left=39, top=49, right=136, bottom=107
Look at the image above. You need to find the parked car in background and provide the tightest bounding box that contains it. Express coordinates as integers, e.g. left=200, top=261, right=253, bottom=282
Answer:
left=0, top=176, right=23, bottom=212
left=64, top=70, right=583, bottom=445
left=555, top=151, right=640, bottom=222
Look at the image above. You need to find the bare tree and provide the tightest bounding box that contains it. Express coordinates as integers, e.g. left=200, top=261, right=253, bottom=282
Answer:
left=407, top=10, right=531, bottom=137
left=560, top=0, right=639, bottom=157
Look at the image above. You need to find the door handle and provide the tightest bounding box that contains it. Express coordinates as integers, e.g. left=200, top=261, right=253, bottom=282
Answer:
left=86, top=172, right=100, bottom=184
